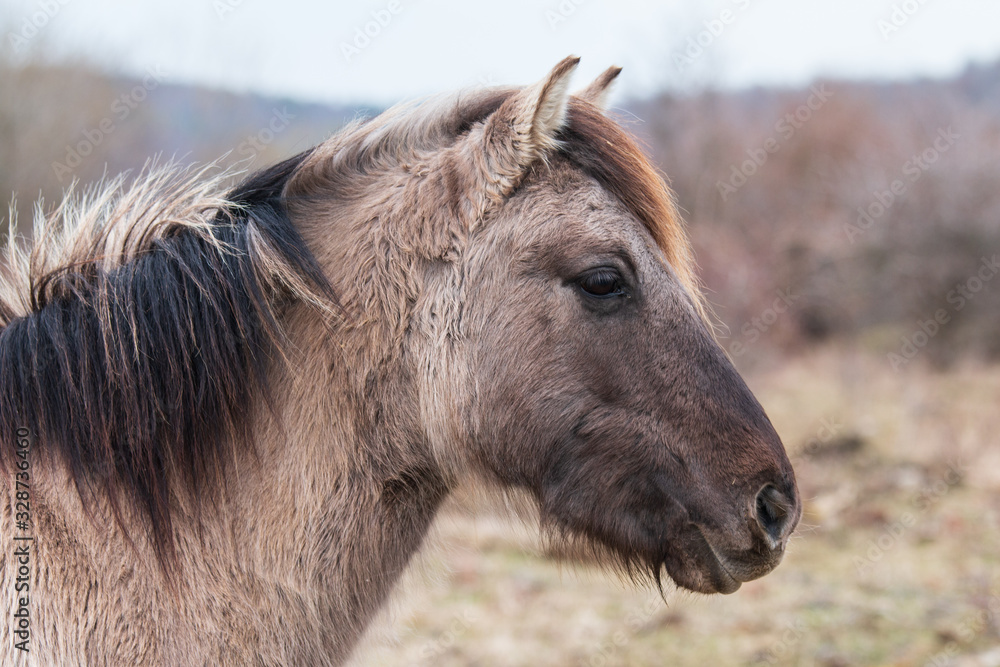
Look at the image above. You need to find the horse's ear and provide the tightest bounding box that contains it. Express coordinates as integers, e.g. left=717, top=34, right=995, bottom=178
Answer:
left=575, top=66, right=622, bottom=110
left=481, top=56, right=580, bottom=193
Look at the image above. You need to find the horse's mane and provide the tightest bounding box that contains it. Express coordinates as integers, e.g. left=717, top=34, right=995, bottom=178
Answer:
left=0, top=151, right=335, bottom=570
left=0, top=86, right=705, bottom=574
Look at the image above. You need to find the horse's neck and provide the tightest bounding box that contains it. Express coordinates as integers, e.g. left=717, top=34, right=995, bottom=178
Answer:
left=197, top=310, right=448, bottom=660
left=23, top=311, right=447, bottom=664
left=206, top=439, right=445, bottom=661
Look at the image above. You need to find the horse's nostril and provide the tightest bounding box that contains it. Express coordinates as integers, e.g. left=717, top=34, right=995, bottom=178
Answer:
left=754, top=484, right=793, bottom=548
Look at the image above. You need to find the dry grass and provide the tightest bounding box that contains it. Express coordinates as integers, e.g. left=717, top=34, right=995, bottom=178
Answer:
left=350, top=345, right=1000, bottom=666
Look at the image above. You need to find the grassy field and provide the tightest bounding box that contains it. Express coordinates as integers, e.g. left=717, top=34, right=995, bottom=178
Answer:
left=350, top=345, right=1000, bottom=666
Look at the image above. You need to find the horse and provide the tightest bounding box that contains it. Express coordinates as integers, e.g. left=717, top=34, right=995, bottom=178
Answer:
left=0, top=57, right=800, bottom=664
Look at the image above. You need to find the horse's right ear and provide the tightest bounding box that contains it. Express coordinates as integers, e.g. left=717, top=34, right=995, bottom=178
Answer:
left=480, top=56, right=580, bottom=197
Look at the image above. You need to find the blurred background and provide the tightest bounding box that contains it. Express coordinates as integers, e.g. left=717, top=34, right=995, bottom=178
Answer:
left=2, top=1, right=999, bottom=664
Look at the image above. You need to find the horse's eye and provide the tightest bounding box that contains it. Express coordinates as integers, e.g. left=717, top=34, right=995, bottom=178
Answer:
left=578, top=268, right=624, bottom=298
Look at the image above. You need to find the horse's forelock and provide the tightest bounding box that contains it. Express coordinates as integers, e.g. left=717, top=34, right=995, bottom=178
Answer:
left=557, top=100, right=710, bottom=326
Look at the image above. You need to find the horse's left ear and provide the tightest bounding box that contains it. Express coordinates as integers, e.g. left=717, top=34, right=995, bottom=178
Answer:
left=574, top=66, right=622, bottom=110
left=480, top=56, right=580, bottom=196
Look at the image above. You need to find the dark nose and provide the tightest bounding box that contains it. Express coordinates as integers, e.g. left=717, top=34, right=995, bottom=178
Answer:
left=753, top=484, right=797, bottom=549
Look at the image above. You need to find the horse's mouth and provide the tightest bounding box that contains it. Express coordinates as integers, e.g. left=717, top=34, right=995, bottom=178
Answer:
left=661, top=525, right=742, bottom=594
left=664, top=523, right=787, bottom=595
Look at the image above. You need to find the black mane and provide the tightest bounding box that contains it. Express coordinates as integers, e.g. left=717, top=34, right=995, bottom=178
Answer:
left=0, top=149, right=332, bottom=572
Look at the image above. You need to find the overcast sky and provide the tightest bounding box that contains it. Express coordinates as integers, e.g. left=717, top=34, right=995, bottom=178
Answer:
left=3, top=0, right=1000, bottom=105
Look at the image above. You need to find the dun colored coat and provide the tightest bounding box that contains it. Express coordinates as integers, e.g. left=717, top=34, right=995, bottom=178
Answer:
left=0, top=57, right=799, bottom=665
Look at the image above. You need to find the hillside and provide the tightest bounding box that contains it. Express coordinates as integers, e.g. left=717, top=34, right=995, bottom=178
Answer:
left=3, top=58, right=999, bottom=364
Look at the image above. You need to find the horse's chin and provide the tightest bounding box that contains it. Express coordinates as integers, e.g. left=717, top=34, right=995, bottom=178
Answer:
left=660, top=526, right=744, bottom=595
left=538, top=475, right=786, bottom=596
